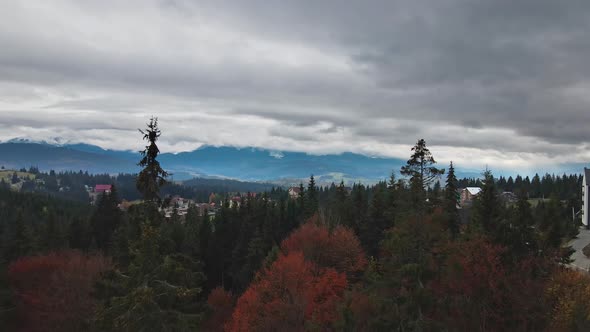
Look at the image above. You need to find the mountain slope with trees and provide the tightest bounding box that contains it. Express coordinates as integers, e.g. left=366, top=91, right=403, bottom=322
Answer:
left=0, top=125, right=588, bottom=331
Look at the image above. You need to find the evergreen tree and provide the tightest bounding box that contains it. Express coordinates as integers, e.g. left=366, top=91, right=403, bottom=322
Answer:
left=95, top=118, right=206, bottom=330
left=538, top=196, right=571, bottom=256
left=241, top=228, right=268, bottom=286
left=11, top=172, right=18, bottom=185
left=471, top=169, right=503, bottom=237
left=506, top=176, right=514, bottom=192
left=199, top=215, right=212, bottom=262
left=400, top=139, right=444, bottom=212
left=350, top=183, right=368, bottom=235
left=229, top=216, right=254, bottom=293
left=182, top=205, right=202, bottom=259
left=41, top=209, right=64, bottom=252
left=362, top=182, right=388, bottom=257
left=95, top=226, right=206, bottom=331
left=305, top=175, right=318, bottom=218
left=297, top=182, right=305, bottom=214
left=384, top=173, right=398, bottom=226
left=334, top=180, right=353, bottom=228
left=137, top=117, right=169, bottom=203
left=444, top=162, right=460, bottom=238
left=3, top=210, right=34, bottom=262
left=504, top=190, right=537, bottom=258
left=362, top=212, right=448, bottom=331
left=68, top=217, right=92, bottom=251
left=110, top=221, right=132, bottom=267
left=531, top=173, right=542, bottom=198
left=90, top=185, right=123, bottom=251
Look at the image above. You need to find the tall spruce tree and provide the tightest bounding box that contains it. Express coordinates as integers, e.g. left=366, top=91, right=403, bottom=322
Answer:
left=95, top=118, right=206, bottom=330
left=68, top=217, right=92, bottom=251
left=351, top=183, right=368, bottom=235
left=400, top=139, right=444, bottom=212
left=504, top=190, right=537, bottom=258
left=95, top=226, right=206, bottom=331
left=305, top=175, right=318, bottom=218
left=3, top=210, right=34, bottom=262
left=471, top=169, right=503, bottom=236
left=384, top=173, right=398, bottom=225
left=137, top=117, right=169, bottom=204
left=334, top=180, right=353, bottom=228
left=362, top=182, right=388, bottom=257
left=90, top=185, right=122, bottom=251
left=401, top=139, right=444, bottom=189
left=444, top=162, right=460, bottom=238
left=41, top=209, right=64, bottom=252
left=297, top=182, right=305, bottom=214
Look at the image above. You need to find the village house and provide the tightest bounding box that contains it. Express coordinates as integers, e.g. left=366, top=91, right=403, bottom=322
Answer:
left=163, top=198, right=216, bottom=221
left=88, top=184, right=112, bottom=205
left=460, top=187, right=482, bottom=207
left=169, top=195, right=191, bottom=209
left=583, top=168, right=590, bottom=228
left=500, top=191, right=518, bottom=204
left=288, top=186, right=301, bottom=199
left=229, top=196, right=242, bottom=208
left=195, top=203, right=213, bottom=216
left=95, top=184, right=112, bottom=194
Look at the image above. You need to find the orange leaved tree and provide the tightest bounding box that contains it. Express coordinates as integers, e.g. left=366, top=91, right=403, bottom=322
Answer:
left=545, top=268, right=590, bottom=331
left=227, top=252, right=347, bottom=331
left=281, top=221, right=367, bottom=277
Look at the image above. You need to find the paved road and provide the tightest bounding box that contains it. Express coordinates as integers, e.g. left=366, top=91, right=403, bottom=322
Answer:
left=568, top=227, right=590, bottom=272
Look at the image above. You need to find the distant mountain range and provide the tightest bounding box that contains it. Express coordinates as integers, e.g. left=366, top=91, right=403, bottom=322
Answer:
left=0, top=139, right=481, bottom=184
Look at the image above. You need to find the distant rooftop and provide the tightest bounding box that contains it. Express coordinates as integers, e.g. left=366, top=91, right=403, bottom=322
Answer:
left=465, top=187, right=482, bottom=195
left=95, top=184, right=112, bottom=192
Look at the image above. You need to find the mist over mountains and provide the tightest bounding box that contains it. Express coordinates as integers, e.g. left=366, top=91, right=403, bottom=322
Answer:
left=0, top=139, right=483, bottom=184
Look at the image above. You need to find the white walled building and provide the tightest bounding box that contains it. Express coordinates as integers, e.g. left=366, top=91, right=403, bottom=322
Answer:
left=583, top=168, right=590, bottom=228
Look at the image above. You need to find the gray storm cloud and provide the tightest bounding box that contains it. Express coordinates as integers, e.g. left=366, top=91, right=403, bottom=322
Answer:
left=0, top=0, right=589, bottom=173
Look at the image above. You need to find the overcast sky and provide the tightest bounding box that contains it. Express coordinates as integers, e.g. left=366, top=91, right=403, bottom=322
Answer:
left=1, top=0, right=590, bottom=173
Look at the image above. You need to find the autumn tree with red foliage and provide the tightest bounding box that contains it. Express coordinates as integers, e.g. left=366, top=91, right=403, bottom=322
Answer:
left=7, top=250, right=111, bottom=332
left=227, top=252, right=347, bottom=331
left=204, top=287, right=235, bottom=332
left=431, top=237, right=550, bottom=331
left=280, top=219, right=367, bottom=277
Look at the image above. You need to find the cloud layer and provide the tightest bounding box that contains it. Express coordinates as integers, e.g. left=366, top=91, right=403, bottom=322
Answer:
left=1, top=0, right=590, bottom=173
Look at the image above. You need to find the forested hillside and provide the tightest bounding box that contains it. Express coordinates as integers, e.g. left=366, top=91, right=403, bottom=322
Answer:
left=0, top=121, right=588, bottom=331
left=1, top=168, right=278, bottom=204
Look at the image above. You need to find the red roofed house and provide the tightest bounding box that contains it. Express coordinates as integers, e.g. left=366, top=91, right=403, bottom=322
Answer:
left=95, top=184, right=112, bottom=194
left=89, top=184, right=113, bottom=205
